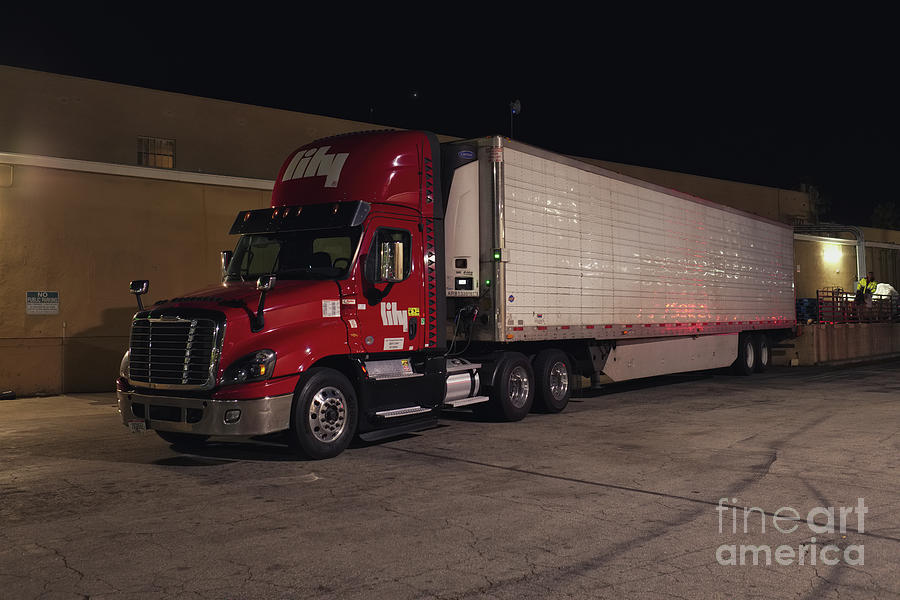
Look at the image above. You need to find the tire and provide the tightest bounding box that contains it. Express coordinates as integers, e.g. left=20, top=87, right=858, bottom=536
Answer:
left=156, top=430, right=209, bottom=447
left=732, top=334, right=756, bottom=376
left=485, top=353, right=534, bottom=421
left=288, top=368, right=358, bottom=460
left=753, top=334, right=770, bottom=373
left=532, top=349, right=572, bottom=413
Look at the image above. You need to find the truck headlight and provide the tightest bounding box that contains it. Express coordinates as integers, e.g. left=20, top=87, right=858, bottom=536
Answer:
left=221, top=350, right=276, bottom=386
left=119, top=350, right=130, bottom=379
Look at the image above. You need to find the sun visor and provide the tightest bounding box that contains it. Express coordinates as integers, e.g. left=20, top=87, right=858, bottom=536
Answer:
left=229, top=201, right=371, bottom=235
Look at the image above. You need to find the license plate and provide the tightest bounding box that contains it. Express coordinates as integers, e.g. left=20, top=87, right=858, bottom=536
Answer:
left=128, top=419, right=147, bottom=433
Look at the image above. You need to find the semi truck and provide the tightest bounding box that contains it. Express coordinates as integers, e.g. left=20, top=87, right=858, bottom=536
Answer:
left=116, top=130, right=796, bottom=459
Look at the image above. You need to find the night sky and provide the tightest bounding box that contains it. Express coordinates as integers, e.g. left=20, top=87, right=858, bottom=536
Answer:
left=2, top=11, right=897, bottom=228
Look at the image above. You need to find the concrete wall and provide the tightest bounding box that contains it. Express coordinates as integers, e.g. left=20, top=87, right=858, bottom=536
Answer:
left=0, top=65, right=398, bottom=180
left=779, top=323, right=900, bottom=366
left=0, top=163, right=269, bottom=395
left=579, top=157, right=812, bottom=224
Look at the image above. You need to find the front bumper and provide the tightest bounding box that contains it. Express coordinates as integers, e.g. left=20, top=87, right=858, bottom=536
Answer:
left=117, top=387, right=293, bottom=437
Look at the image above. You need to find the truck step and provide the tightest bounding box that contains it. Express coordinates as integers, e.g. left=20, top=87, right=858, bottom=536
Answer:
left=443, top=395, right=490, bottom=409
left=375, top=406, right=432, bottom=419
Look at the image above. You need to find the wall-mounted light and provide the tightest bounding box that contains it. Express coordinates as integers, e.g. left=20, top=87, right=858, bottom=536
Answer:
left=822, top=244, right=842, bottom=264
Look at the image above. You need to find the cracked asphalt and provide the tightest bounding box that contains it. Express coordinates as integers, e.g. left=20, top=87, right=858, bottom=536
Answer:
left=2, top=361, right=899, bottom=599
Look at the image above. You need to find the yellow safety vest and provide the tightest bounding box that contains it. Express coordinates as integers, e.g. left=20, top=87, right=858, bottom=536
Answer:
left=857, top=278, right=878, bottom=294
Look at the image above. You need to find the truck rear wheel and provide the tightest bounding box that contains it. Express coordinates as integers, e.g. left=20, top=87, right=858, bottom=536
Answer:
left=288, top=368, right=358, bottom=460
left=732, top=334, right=756, bottom=376
left=532, top=349, right=572, bottom=413
left=481, top=353, right=534, bottom=421
left=754, top=334, right=770, bottom=373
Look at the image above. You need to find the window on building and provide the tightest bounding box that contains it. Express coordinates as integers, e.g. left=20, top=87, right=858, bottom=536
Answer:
left=137, top=136, right=175, bottom=169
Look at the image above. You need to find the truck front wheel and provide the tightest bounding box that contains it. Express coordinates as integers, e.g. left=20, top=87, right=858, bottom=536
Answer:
left=288, top=368, right=358, bottom=460
left=532, top=349, right=572, bottom=413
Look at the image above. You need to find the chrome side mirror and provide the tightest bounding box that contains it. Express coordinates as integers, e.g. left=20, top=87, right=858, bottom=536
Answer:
left=129, top=280, right=149, bottom=310
left=252, top=275, right=276, bottom=333
left=221, top=250, right=233, bottom=278
left=257, top=274, right=276, bottom=291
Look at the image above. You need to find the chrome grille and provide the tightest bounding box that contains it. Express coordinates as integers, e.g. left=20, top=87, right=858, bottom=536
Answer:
left=129, top=317, right=221, bottom=389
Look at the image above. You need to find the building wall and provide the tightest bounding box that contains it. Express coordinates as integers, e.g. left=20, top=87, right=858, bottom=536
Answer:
left=579, top=158, right=813, bottom=224
left=793, top=240, right=858, bottom=298
left=3, top=66, right=897, bottom=395
left=0, top=162, right=270, bottom=395
left=0, top=65, right=398, bottom=180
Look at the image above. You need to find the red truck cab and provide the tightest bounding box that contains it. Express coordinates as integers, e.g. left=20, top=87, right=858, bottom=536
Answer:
left=117, top=130, right=478, bottom=458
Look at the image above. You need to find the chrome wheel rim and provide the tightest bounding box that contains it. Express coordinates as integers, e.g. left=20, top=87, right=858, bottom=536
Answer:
left=308, top=386, right=347, bottom=443
left=508, top=366, right=531, bottom=409
left=759, top=342, right=769, bottom=366
left=549, top=361, right=569, bottom=401
left=745, top=342, right=755, bottom=369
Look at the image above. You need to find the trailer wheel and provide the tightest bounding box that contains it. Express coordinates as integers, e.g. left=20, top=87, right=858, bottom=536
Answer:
left=754, top=334, right=770, bottom=373
left=156, top=431, right=209, bottom=447
left=532, top=349, right=572, bottom=413
left=483, top=353, right=534, bottom=421
left=732, top=334, right=756, bottom=376
left=288, top=368, right=358, bottom=460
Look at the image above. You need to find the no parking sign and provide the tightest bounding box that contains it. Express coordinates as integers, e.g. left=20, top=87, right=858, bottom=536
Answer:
left=26, top=291, right=59, bottom=315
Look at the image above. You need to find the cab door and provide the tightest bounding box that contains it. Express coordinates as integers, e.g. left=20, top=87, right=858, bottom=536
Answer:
left=345, top=215, right=425, bottom=355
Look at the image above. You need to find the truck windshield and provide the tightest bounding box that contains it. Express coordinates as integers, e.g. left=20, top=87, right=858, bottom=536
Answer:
left=225, top=227, right=362, bottom=282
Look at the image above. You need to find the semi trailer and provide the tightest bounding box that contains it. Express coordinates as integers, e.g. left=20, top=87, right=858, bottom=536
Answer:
left=117, top=130, right=796, bottom=458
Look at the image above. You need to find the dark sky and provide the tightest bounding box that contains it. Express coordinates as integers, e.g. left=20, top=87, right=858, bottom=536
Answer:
left=2, top=10, right=897, bottom=227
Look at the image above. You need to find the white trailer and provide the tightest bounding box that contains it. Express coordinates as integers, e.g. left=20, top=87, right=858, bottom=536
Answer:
left=443, top=136, right=795, bottom=391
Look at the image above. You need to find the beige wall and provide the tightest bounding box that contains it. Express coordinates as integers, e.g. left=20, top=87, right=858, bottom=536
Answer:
left=785, top=323, right=900, bottom=366
left=793, top=240, right=858, bottom=298
left=0, top=164, right=269, bottom=395
left=580, top=158, right=813, bottom=224
left=0, top=65, right=399, bottom=180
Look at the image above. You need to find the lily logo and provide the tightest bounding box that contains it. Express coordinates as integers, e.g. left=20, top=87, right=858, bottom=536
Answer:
left=380, top=302, right=408, bottom=333
left=280, top=146, right=349, bottom=188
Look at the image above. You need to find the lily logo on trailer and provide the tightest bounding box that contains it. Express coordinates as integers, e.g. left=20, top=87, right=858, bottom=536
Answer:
left=280, top=146, right=350, bottom=188
left=380, top=301, right=408, bottom=333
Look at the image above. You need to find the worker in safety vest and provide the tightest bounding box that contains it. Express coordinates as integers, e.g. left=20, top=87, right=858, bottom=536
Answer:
left=857, top=272, right=878, bottom=296
left=855, top=271, right=878, bottom=319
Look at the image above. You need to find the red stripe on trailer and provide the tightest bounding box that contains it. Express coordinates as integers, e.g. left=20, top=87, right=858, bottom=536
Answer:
left=605, top=325, right=613, bottom=329
left=537, top=326, right=547, bottom=330
left=586, top=325, right=595, bottom=329
left=561, top=326, right=570, bottom=329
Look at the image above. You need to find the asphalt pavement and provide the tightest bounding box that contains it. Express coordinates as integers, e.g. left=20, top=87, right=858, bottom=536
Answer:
left=1, top=361, right=899, bottom=599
